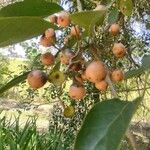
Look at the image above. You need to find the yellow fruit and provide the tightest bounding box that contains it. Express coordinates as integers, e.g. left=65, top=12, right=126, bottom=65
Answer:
left=48, top=70, right=65, bottom=86
left=64, top=106, right=75, bottom=118
left=109, top=23, right=120, bottom=36
left=85, top=61, right=107, bottom=83
left=69, top=84, right=86, bottom=100
left=95, top=80, right=108, bottom=91
left=27, top=70, right=47, bottom=89
left=111, top=70, right=124, bottom=82
left=57, top=12, right=70, bottom=27
left=41, top=52, right=55, bottom=66
left=112, top=43, right=126, bottom=58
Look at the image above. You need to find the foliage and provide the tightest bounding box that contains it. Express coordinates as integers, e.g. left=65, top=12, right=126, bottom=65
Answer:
left=0, top=112, right=64, bottom=150
left=0, top=0, right=62, bottom=47
left=0, top=54, right=11, bottom=86
left=74, top=98, right=141, bottom=150
left=0, top=71, right=30, bottom=95
left=0, top=0, right=149, bottom=150
left=49, top=89, right=99, bottom=149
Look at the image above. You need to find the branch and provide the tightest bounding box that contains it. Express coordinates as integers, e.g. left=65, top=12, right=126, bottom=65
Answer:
left=105, top=73, right=118, bottom=98
left=89, top=0, right=100, bottom=5
left=126, top=130, right=137, bottom=150
left=76, top=0, right=83, bottom=12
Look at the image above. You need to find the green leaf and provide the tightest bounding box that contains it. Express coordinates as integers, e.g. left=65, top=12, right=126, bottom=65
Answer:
left=124, top=67, right=144, bottom=79
left=0, top=0, right=62, bottom=47
left=142, top=55, right=150, bottom=70
left=101, top=0, right=112, bottom=5
left=0, top=71, right=30, bottom=95
left=119, top=0, right=133, bottom=16
left=67, top=36, right=77, bottom=48
left=0, top=17, right=55, bottom=47
left=0, top=0, right=63, bottom=17
left=70, top=10, right=106, bottom=36
left=107, top=7, right=119, bottom=24
left=52, top=61, right=61, bottom=71
left=74, top=98, right=141, bottom=150
left=124, top=55, right=150, bottom=79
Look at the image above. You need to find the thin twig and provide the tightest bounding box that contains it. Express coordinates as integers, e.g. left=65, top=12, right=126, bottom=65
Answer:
left=141, top=71, right=150, bottom=99
left=76, top=0, right=83, bottom=12
left=89, top=0, right=100, bottom=5
left=126, top=129, right=137, bottom=150
left=105, top=73, right=118, bottom=98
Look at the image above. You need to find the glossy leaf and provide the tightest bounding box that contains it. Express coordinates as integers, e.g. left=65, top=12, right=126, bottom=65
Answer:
left=0, top=0, right=62, bottom=47
left=124, top=67, right=144, bottom=79
left=70, top=10, right=106, bottom=36
left=142, top=55, right=150, bottom=70
left=0, top=17, right=55, bottom=47
left=67, top=36, right=77, bottom=48
left=0, top=71, right=30, bottom=95
left=0, top=0, right=63, bottom=17
left=101, top=0, right=112, bottom=5
left=74, top=98, right=141, bottom=150
left=107, top=7, right=119, bottom=24
left=119, top=0, right=133, bottom=16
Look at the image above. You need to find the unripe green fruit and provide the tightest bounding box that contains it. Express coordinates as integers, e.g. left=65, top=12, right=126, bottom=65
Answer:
left=64, top=106, right=75, bottom=118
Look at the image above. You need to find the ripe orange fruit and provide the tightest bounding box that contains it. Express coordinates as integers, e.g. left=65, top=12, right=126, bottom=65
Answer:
left=69, top=84, right=86, bottom=100
left=95, top=80, right=108, bottom=91
left=57, top=12, right=70, bottom=27
left=40, top=35, right=55, bottom=47
left=49, top=15, right=57, bottom=24
left=70, top=25, right=80, bottom=36
left=112, top=43, right=126, bottom=58
left=45, top=28, right=55, bottom=39
left=60, top=50, right=75, bottom=65
left=109, top=23, right=120, bottom=36
left=111, top=70, right=124, bottom=82
left=85, top=61, right=106, bottom=83
left=41, top=52, right=55, bottom=66
left=27, top=70, right=47, bottom=89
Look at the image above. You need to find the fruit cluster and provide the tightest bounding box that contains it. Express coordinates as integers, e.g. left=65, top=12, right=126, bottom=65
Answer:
left=27, top=10, right=126, bottom=103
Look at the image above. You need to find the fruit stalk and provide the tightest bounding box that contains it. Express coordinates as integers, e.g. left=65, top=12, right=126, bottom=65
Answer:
left=76, top=0, right=83, bottom=12
left=126, top=130, right=137, bottom=150
left=105, top=73, right=118, bottom=98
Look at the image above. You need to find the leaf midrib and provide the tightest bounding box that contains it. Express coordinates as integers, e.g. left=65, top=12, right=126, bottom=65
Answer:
left=93, top=102, right=132, bottom=150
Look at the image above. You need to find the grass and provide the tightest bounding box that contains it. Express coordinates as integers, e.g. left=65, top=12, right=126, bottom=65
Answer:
left=8, top=58, right=27, bottom=74
left=0, top=112, right=60, bottom=150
